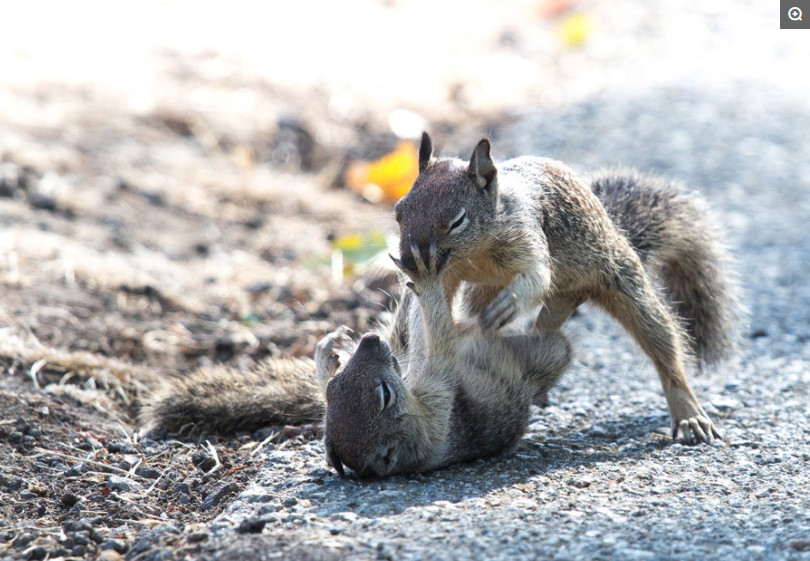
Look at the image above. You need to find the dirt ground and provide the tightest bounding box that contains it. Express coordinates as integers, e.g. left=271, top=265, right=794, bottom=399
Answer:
left=0, top=71, right=413, bottom=560
left=0, top=26, right=416, bottom=561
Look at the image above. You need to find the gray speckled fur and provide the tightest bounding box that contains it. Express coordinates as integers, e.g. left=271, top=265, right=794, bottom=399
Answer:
left=320, top=260, right=572, bottom=477
left=138, top=358, right=324, bottom=435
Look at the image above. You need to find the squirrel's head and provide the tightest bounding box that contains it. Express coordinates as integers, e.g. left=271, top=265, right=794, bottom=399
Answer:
left=322, top=333, right=409, bottom=478
left=394, top=132, right=499, bottom=271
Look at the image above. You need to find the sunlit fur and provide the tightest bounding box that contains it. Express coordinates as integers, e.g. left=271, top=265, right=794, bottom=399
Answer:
left=393, top=134, right=742, bottom=444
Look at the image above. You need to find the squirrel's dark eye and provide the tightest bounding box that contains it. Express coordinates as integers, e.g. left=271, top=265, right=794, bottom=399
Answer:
left=377, top=381, right=392, bottom=411
left=448, top=208, right=467, bottom=234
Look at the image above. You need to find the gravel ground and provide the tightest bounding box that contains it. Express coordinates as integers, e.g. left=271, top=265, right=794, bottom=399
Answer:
left=190, top=3, right=810, bottom=561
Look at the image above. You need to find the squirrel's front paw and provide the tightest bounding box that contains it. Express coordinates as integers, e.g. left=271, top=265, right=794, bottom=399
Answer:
left=390, top=233, right=450, bottom=291
left=481, top=287, right=519, bottom=330
left=315, top=325, right=353, bottom=375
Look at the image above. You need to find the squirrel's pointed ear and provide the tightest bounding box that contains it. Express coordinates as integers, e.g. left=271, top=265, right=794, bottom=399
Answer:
left=468, top=138, right=497, bottom=191
left=418, top=131, right=433, bottom=173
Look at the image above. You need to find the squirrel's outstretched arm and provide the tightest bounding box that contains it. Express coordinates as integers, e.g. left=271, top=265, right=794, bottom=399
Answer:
left=395, top=235, right=456, bottom=376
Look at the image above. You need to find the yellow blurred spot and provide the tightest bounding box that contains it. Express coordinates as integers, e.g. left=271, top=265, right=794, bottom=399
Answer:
left=332, top=232, right=365, bottom=252
left=558, top=12, right=593, bottom=48
left=345, top=141, right=419, bottom=203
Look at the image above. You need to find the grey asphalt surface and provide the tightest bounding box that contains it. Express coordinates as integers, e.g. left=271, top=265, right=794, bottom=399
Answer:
left=198, top=87, right=810, bottom=561
left=192, top=3, right=810, bottom=560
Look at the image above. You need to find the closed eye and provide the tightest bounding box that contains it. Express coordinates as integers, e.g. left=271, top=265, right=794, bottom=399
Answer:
left=448, top=208, right=467, bottom=235
left=377, top=381, right=392, bottom=411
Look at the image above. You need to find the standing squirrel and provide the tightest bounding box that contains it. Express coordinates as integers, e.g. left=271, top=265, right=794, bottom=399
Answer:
left=139, top=241, right=572, bottom=477
left=393, top=132, right=741, bottom=444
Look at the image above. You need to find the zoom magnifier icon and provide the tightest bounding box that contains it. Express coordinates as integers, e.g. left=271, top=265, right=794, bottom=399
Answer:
left=789, top=7, right=802, bottom=20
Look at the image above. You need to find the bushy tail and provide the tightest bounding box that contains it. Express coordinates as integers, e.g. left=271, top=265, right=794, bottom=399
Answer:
left=590, top=168, right=742, bottom=366
left=138, top=358, right=324, bottom=435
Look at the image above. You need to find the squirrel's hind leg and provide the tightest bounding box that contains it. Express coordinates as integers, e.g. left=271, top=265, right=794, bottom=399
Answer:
left=500, top=330, right=572, bottom=406
left=592, top=259, right=722, bottom=445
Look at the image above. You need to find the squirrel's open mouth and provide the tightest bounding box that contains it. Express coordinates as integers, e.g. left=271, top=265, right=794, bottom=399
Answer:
left=325, top=442, right=346, bottom=477
left=325, top=443, right=398, bottom=479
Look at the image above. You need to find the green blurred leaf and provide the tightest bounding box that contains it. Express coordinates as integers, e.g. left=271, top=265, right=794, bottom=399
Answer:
left=332, top=231, right=388, bottom=265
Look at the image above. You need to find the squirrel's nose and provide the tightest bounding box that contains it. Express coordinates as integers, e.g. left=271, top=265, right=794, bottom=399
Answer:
left=357, top=333, right=381, bottom=352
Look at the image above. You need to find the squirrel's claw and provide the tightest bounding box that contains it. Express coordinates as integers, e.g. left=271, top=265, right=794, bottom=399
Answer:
left=671, top=415, right=722, bottom=445
left=318, top=325, right=353, bottom=350
left=332, top=325, right=353, bottom=337
left=426, top=232, right=437, bottom=275
left=427, top=233, right=452, bottom=275
left=435, top=248, right=451, bottom=275
left=408, top=234, right=428, bottom=276
left=392, top=235, right=450, bottom=287
left=666, top=388, right=723, bottom=445
left=391, top=253, right=419, bottom=293
left=389, top=254, right=410, bottom=274
left=316, top=325, right=354, bottom=380
left=481, top=287, right=518, bottom=330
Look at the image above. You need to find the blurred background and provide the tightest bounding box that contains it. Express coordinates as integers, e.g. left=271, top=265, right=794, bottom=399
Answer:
left=1, top=0, right=808, bottom=373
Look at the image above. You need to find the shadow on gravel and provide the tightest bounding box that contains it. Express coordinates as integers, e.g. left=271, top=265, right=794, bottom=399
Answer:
left=284, top=414, right=671, bottom=520
left=195, top=534, right=346, bottom=561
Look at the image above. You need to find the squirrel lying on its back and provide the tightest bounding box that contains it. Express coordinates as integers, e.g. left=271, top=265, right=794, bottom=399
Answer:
left=322, top=240, right=571, bottom=476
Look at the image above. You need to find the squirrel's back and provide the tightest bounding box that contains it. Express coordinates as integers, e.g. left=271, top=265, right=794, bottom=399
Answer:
left=589, top=168, right=742, bottom=365
left=139, top=357, right=323, bottom=435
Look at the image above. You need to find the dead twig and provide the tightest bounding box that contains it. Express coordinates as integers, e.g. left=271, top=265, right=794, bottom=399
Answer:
left=33, top=447, right=148, bottom=480
left=223, top=464, right=250, bottom=477
left=203, top=440, right=221, bottom=474
left=652, top=432, right=674, bottom=441
left=248, top=431, right=278, bottom=457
